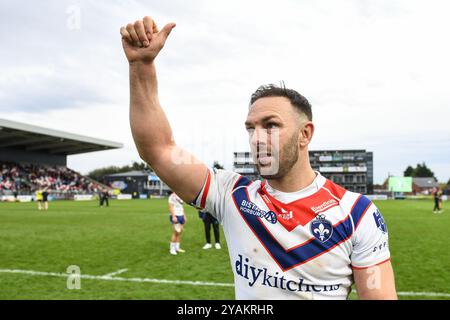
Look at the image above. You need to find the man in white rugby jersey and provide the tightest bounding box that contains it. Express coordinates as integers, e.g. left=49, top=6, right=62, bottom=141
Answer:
left=120, top=15, right=397, bottom=300
left=168, top=191, right=187, bottom=255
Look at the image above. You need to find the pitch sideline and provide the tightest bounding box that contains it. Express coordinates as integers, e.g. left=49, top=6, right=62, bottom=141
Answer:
left=0, top=268, right=449, bottom=297
left=0, top=268, right=233, bottom=287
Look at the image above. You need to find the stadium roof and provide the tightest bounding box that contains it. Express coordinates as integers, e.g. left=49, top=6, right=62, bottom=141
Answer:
left=0, top=118, right=123, bottom=155
left=106, top=170, right=149, bottom=177
left=413, top=177, right=438, bottom=188
left=105, top=170, right=161, bottom=181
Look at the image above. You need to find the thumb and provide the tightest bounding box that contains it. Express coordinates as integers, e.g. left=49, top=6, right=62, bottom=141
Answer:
left=159, top=22, right=176, bottom=40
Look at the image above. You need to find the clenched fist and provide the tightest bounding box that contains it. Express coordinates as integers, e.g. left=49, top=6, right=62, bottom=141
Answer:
left=120, top=16, right=176, bottom=64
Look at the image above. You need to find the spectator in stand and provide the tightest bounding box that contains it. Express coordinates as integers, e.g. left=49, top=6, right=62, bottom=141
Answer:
left=0, top=161, right=101, bottom=195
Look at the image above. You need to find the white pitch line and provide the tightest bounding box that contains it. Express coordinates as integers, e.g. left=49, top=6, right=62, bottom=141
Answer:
left=0, top=269, right=234, bottom=287
left=0, top=268, right=449, bottom=297
left=397, top=291, right=450, bottom=298
left=102, top=269, right=128, bottom=277
left=350, top=290, right=450, bottom=298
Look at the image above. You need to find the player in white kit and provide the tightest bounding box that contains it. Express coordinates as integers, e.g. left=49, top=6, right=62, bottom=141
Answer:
left=191, top=169, right=391, bottom=299
left=168, top=192, right=186, bottom=255
left=121, top=15, right=397, bottom=299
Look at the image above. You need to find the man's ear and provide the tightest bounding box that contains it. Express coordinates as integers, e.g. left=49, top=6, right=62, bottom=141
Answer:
left=299, top=122, right=314, bottom=148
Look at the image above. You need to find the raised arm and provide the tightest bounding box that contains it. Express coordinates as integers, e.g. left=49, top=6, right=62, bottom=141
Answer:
left=120, top=16, right=208, bottom=203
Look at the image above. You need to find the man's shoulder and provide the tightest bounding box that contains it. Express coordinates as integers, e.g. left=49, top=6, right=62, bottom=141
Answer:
left=211, top=168, right=239, bottom=177
left=322, top=178, right=348, bottom=200
left=211, top=169, right=260, bottom=190
left=210, top=168, right=240, bottom=185
left=321, top=178, right=373, bottom=211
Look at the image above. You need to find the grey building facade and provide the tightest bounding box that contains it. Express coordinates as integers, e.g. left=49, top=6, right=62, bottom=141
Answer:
left=309, top=150, right=373, bottom=195
left=233, top=152, right=259, bottom=181
left=233, top=149, right=374, bottom=194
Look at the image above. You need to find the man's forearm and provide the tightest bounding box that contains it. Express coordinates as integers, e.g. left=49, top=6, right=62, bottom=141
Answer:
left=129, top=62, right=174, bottom=164
left=122, top=16, right=208, bottom=203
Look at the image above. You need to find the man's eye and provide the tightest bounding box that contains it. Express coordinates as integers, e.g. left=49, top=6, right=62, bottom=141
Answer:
left=267, top=123, right=278, bottom=129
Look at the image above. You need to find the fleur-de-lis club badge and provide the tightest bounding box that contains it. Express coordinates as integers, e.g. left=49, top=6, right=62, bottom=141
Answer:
left=310, top=214, right=334, bottom=243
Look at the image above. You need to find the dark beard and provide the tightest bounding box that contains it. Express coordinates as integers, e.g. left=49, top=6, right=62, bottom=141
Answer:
left=257, top=131, right=299, bottom=180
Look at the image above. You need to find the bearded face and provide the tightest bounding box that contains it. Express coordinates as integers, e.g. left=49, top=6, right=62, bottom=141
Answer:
left=250, top=126, right=300, bottom=179
left=246, top=96, right=310, bottom=180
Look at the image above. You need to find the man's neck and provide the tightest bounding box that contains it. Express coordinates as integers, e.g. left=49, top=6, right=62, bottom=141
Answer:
left=266, top=162, right=316, bottom=193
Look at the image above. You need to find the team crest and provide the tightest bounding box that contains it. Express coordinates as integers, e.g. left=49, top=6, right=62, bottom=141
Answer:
left=310, top=214, right=333, bottom=243
left=373, top=210, right=387, bottom=233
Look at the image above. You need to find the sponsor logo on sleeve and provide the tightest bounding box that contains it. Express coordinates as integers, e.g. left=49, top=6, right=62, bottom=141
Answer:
left=373, top=210, right=388, bottom=233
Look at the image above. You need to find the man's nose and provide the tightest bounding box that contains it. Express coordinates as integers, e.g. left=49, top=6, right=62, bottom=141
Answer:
left=250, top=128, right=269, bottom=149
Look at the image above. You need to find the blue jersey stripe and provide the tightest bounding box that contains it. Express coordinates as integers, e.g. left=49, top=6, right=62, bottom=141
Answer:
left=233, top=176, right=252, bottom=190
left=350, top=195, right=372, bottom=229
left=232, top=186, right=353, bottom=271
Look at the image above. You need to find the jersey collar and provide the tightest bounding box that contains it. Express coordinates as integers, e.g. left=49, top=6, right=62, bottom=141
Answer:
left=261, top=171, right=326, bottom=203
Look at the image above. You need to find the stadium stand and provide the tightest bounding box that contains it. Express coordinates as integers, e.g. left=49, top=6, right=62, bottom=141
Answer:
left=0, top=161, right=102, bottom=195
left=0, top=118, right=123, bottom=200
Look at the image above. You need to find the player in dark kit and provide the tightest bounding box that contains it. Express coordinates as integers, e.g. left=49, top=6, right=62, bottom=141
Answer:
left=42, top=189, right=49, bottom=211
left=433, top=188, right=442, bottom=213
left=99, top=189, right=109, bottom=207
left=198, top=209, right=221, bottom=249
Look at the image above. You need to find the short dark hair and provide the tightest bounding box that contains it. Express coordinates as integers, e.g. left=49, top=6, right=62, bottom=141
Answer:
left=250, top=82, right=312, bottom=121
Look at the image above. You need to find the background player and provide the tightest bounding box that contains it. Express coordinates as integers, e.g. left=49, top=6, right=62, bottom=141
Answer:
left=168, top=191, right=186, bottom=255
left=198, top=209, right=221, bottom=250
left=99, top=188, right=110, bottom=208
left=35, top=188, right=43, bottom=211
left=433, top=188, right=443, bottom=214
left=42, top=189, right=49, bottom=211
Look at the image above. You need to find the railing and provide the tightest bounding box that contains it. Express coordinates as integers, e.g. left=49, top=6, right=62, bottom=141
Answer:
left=0, top=189, right=100, bottom=200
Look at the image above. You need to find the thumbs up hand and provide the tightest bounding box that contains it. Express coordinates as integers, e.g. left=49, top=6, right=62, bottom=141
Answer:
left=120, top=16, right=176, bottom=64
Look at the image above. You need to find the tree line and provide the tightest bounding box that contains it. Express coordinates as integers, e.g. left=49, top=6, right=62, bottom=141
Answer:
left=403, top=162, right=449, bottom=186
left=88, top=161, right=224, bottom=183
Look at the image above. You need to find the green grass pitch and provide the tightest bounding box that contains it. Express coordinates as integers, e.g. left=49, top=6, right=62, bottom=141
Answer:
left=0, top=198, right=448, bottom=299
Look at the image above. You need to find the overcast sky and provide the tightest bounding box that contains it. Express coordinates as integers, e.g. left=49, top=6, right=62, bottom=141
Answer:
left=0, top=0, right=449, bottom=184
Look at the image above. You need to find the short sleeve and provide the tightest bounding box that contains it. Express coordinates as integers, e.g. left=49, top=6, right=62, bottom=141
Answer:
left=190, top=168, right=241, bottom=223
left=350, top=202, right=391, bottom=269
